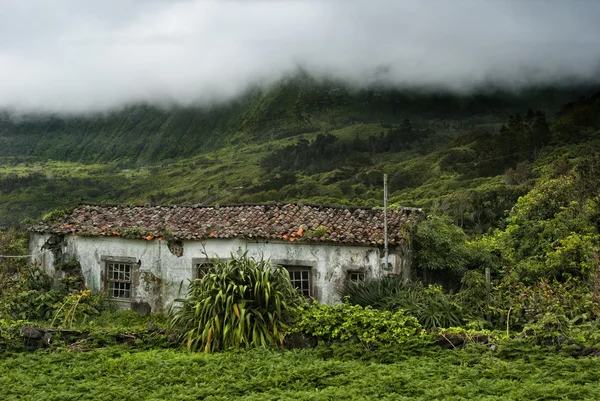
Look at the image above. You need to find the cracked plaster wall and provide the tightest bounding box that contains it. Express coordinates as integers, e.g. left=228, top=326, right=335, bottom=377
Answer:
left=30, top=234, right=411, bottom=312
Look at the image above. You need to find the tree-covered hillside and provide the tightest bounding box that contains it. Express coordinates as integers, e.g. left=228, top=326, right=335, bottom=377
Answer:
left=0, top=76, right=595, bottom=164
left=0, top=77, right=599, bottom=230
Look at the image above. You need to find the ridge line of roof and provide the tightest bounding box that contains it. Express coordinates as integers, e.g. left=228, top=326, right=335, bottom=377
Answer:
left=74, top=202, right=424, bottom=213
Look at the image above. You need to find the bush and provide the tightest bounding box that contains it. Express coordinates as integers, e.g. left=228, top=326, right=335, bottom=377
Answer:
left=341, top=276, right=465, bottom=330
left=51, top=289, right=104, bottom=328
left=293, top=302, right=422, bottom=348
left=488, top=273, right=600, bottom=333
left=169, top=253, right=303, bottom=352
left=414, top=215, right=471, bottom=274
left=0, top=229, right=30, bottom=319
left=11, top=288, right=64, bottom=321
left=339, top=275, right=408, bottom=308
left=383, top=283, right=465, bottom=329
left=0, top=318, right=26, bottom=352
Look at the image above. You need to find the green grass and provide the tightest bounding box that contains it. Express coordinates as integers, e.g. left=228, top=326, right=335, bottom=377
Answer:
left=1, top=347, right=599, bottom=400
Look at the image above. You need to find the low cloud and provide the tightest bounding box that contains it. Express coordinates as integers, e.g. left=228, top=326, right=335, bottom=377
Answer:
left=0, top=0, right=599, bottom=113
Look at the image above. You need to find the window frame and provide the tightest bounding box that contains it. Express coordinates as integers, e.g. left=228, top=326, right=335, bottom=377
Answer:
left=347, top=270, right=366, bottom=283
left=191, top=257, right=228, bottom=280
left=101, top=256, right=138, bottom=302
left=105, top=261, right=133, bottom=299
left=283, top=265, right=313, bottom=298
left=194, top=261, right=214, bottom=279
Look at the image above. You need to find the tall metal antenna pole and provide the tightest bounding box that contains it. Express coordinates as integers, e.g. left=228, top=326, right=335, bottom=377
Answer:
left=384, top=174, right=389, bottom=270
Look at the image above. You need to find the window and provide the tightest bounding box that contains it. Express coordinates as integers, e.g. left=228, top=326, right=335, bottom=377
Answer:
left=285, top=266, right=312, bottom=297
left=347, top=271, right=365, bottom=283
left=106, top=262, right=132, bottom=299
left=195, top=262, right=213, bottom=279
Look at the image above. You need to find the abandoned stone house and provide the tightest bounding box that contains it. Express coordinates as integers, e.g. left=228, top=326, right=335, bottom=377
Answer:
left=29, top=203, right=423, bottom=313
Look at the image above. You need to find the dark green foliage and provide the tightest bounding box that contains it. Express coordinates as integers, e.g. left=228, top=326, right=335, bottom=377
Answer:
left=414, top=215, right=470, bottom=274
left=383, top=284, right=465, bottom=329
left=1, top=83, right=596, bottom=229
left=261, top=124, right=434, bottom=175
left=340, top=277, right=464, bottom=329
left=0, top=229, right=30, bottom=318
left=169, top=253, right=303, bottom=352
left=339, top=275, right=408, bottom=308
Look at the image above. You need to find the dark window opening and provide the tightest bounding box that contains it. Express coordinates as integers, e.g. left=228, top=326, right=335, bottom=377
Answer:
left=348, top=271, right=365, bottom=283
left=106, top=262, right=132, bottom=299
left=285, top=266, right=312, bottom=297
left=195, top=262, right=213, bottom=279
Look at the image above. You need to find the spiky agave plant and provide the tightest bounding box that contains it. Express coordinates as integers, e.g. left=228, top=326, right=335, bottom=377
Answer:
left=169, top=253, right=303, bottom=352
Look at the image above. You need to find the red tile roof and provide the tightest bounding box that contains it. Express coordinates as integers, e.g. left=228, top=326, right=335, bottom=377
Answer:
left=31, top=203, right=423, bottom=246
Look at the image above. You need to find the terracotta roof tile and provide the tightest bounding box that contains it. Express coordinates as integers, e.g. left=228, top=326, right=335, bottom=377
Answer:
left=31, top=203, right=423, bottom=246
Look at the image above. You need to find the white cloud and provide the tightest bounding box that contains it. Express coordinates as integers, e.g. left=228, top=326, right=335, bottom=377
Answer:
left=0, top=0, right=598, bottom=113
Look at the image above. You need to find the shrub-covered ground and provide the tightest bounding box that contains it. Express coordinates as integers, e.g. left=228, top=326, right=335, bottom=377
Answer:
left=1, top=346, right=600, bottom=400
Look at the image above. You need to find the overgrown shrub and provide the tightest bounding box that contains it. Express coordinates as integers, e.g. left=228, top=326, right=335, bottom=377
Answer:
left=293, top=302, right=422, bottom=348
left=0, top=229, right=30, bottom=319
left=169, top=253, right=303, bottom=352
left=51, top=289, right=103, bottom=328
left=496, top=175, right=600, bottom=281
left=383, top=283, right=465, bottom=329
left=488, top=271, right=600, bottom=334
left=0, top=318, right=26, bottom=352
left=455, top=270, right=490, bottom=322
left=339, top=275, right=407, bottom=308
left=341, top=277, right=465, bottom=329
left=413, top=215, right=471, bottom=276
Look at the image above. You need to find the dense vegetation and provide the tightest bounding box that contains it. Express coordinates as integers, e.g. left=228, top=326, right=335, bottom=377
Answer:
left=2, top=78, right=600, bottom=398
left=2, top=346, right=600, bottom=400
left=170, top=254, right=303, bottom=352
left=1, top=78, right=599, bottom=229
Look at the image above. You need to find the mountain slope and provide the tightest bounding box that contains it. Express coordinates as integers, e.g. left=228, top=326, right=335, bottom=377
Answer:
left=1, top=78, right=599, bottom=229
left=1, top=77, right=594, bottom=164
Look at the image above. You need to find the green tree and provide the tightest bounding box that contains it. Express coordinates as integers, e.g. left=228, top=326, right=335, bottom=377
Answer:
left=414, top=215, right=470, bottom=274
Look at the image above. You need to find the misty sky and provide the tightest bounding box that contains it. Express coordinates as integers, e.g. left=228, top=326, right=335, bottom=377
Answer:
left=0, top=0, right=599, bottom=113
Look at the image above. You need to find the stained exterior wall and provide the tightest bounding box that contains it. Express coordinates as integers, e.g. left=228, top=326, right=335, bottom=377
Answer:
left=29, top=233, right=410, bottom=313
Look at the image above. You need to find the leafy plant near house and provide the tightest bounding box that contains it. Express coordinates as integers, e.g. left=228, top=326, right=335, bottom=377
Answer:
left=293, top=302, right=422, bottom=348
left=413, top=215, right=471, bottom=275
left=339, top=275, right=408, bottom=308
left=340, top=277, right=464, bottom=329
left=383, top=283, right=465, bottom=329
left=1, top=230, right=104, bottom=325
left=169, top=253, right=304, bottom=352
left=0, top=229, right=30, bottom=319
left=51, top=289, right=103, bottom=328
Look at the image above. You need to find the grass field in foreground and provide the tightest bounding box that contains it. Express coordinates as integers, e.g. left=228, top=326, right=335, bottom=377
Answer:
left=1, top=347, right=600, bottom=401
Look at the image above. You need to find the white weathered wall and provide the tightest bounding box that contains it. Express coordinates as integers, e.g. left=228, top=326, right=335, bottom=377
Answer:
left=30, top=233, right=407, bottom=313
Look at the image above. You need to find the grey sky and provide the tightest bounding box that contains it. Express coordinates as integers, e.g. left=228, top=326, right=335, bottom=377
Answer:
left=0, top=0, right=599, bottom=113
